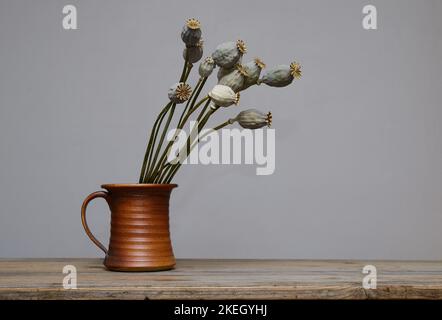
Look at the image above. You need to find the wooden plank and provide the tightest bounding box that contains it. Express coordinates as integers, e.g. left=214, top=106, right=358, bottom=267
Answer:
left=0, top=259, right=441, bottom=299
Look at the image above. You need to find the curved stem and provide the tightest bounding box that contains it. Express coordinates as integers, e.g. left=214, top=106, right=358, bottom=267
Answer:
left=153, top=163, right=171, bottom=183
left=142, top=105, right=171, bottom=182
left=179, top=58, right=189, bottom=83
left=150, top=96, right=210, bottom=181
left=140, top=57, right=190, bottom=183
left=162, top=105, right=220, bottom=183
left=191, top=119, right=233, bottom=149
left=145, top=103, right=176, bottom=181
left=157, top=98, right=212, bottom=182
left=197, top=99, right=211, bottom=122
left=139, top=102, right=172, bottom=182
left=179, top=119, right=233, bottom=175
left=178, top=77, right=207, bottom=128
left=187, top=96, right=210, bottom=120
left=184, top=63, right=193, bottom=82
left=178, top=78, right=202, bottom=127
left=141, top=56, right=194, bottom=183
left=164, top=119, right=233, bottom=183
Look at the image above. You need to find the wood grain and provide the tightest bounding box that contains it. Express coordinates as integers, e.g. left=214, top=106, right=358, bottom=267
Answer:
left=0, top=259, right=441, bottom=299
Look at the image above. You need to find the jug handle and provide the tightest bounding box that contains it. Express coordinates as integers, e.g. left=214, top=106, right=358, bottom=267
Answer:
left=81, top=191, right=109, bottom=254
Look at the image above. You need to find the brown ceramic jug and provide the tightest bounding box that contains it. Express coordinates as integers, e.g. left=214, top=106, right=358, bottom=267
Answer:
left=81, top=184, right=177, bottom=271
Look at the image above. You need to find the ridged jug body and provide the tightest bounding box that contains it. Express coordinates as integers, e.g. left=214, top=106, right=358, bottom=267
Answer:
left=81, top=184, right=177, bottom=272
left=104, top=184, right=176, bottom=271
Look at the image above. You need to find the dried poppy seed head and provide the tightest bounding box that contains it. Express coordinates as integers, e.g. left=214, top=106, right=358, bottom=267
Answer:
left=186, top=18, right=200, bottom=30
left=183, top=39, right=204, bottom=63
left=208, top=84, right=240, bottom=107
left=175, top=83, right=192, bottom=101
left=290, top=62, right=302, bottom=79
left=236, top=40, right=247, bottom=54
left=258, top=63, right=299, bottom=88
left=218, top=64, right=248, bottom=92
left=241, top=59, right=264, bottom=90
left=254, top=57, right=266, bottom=69
left=198, top=56, right=215, bottom=78
left=235, top=109, right=272, bottom=129
left=181, top=18, right=202, bottom=46
left=236, top=64, right=249, bottom=77
left=168, top=82, right=192, bottom=104
left=212, top=41, right=245, bottom=69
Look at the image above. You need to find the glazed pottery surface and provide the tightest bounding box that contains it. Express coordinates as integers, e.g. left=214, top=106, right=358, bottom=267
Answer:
left=81, top=184, right=177, bottom=271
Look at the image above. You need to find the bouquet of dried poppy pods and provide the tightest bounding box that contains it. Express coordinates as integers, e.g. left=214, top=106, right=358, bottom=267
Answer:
left=139, top=18, right=301, bottom=183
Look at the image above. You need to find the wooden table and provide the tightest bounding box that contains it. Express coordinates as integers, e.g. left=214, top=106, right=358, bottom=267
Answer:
left=0, top=259, right=441, bottom=299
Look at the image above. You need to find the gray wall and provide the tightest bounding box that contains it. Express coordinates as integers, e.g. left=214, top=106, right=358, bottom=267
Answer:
left=1, top=0, right=441, bottom=259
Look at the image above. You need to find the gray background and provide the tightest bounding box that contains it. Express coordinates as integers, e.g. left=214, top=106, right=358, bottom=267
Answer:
left=1, top=0, right=441, bottom=260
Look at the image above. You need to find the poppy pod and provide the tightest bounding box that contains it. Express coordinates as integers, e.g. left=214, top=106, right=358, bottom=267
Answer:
left=181, top=18, right=202, bottom=46
left=198, top=56, right=215, bottom=78
left=218, top=64, right=249, bottom=92
left=168, top=82, right=192, bottom=104
left=183, top=39, right=204, bottom=64
left=259, top=61, right=302, bottom=87
left=208, top=84, right=240, bottom=107
left=235, top=109, right=272, bottom=129
left=212, top=40, right=247, bottom=69
left=242, top=58, right=266, bottom=90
